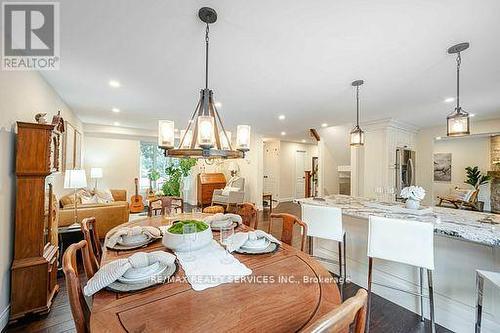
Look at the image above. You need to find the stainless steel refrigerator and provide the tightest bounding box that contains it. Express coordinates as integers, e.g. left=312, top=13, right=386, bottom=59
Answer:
left=395, top=148, right=416, bottom=200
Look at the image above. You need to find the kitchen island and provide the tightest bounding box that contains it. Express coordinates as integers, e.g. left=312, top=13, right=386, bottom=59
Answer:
left=298, top=195, right=500, bottom=333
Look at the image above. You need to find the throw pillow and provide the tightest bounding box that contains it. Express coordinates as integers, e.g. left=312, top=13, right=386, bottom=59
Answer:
left=81, top=194, right=99, bottom=205
left=95, top=189, right=115, bottom=203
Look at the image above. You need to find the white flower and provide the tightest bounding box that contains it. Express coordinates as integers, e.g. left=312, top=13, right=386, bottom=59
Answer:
left=400, top=186, right=425, bottom=201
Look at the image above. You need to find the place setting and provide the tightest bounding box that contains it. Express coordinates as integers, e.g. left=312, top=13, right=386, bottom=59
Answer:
left=105, top=225, right=163, bottom=251
left=227, top=230, right=281, bottom=255
left=202, top=213, right=243, bottom=231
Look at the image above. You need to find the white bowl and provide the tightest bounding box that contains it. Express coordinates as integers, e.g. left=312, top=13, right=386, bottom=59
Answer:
left=119, top=233, right=149, bottom=246
left=242, top=237, right=270, bottom=250
left=162, top=222, right=213, bottom=252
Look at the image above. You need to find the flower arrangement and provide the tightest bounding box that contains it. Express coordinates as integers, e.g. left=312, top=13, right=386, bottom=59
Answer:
left=400, top=186, right=426, bottom=209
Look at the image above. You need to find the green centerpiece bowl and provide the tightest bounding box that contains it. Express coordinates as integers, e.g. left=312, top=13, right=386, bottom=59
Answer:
left=162, top=220, right=213, bottom=252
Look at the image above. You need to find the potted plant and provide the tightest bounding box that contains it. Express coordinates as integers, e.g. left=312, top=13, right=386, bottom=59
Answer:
left=162, top=158, right=197, bottom=197
left=464, top=166, right=491, bottom=210
left=400, top=186, right=426, bottom=209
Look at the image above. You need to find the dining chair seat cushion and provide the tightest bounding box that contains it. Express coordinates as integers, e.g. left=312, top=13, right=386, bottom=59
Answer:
left=368, top=216, right=434, bottom=270
left=477, top=270, right=500, bottom=288
left=105, top=226, right=161, bottom=248
left=203, top=213, right=242, bottom=226
left=228, top=230, right=281, bottom=252
left=203, top=205, right=225, bottom=214
left=83, top=251, right=175, bottom=296
left=302, top=205, right=344, bottom=242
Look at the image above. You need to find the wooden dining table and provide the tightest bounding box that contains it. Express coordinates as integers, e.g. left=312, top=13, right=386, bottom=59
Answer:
left=90, top=213, right=341, bottom=332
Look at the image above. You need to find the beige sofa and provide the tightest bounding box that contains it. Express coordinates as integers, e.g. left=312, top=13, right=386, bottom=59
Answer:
left=59, top=189, right=130, bottom=238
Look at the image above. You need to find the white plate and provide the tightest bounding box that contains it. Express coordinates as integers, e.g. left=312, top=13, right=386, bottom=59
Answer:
left=122, top=262, right=160, bottom=280
left=118, top=234, right=149, bottom=246
left=211, top=219, right=233, bottom=228
left=118, top=262, right=167, bottom=285
left=241, top=238, right=271, bottom=250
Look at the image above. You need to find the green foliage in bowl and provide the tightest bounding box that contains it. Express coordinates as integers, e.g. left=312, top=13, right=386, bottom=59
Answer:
left=168, top=220, right=209, bottom=234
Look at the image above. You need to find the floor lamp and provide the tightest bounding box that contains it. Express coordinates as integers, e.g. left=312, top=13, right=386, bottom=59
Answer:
left=64, top=169, right=87, bottom=225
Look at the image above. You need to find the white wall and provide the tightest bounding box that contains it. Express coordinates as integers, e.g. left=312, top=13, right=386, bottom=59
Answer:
left=417, top=117, right=500, bottom=206
left=433, top=136, right=492, bottom=210
left=83, top=135, right=141, bottom=199
left=0, top=70, right=81, bottom=330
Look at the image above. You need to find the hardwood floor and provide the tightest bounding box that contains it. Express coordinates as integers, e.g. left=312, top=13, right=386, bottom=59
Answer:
left=5, top=201, right=452, bottom=333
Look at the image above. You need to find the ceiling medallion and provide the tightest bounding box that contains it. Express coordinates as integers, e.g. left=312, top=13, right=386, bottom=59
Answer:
left=158, top=7, right=250, bottom=159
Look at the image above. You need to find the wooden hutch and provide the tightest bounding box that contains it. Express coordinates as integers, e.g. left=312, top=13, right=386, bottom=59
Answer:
left=10, top=122, right=61, bottom=322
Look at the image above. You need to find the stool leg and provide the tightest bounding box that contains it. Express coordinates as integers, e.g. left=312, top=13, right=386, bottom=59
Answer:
left=366, top=257, right=373, bottom=333
left=338, top=241, right=343, bottom=284
left=307, top=236, right=314, bottom=256
left=343, top=232, right=347, bottom=283
left=427, top=270, right=436, bottom=333
left=419, top=267, right=424, bottom=322
left=475, top=273, right=484, bottom=333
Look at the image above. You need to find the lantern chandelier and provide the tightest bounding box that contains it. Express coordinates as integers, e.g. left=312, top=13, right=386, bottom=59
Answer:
left=158, top=7, right=250, bottom=159
left=350, top=80, right=365, bottom=146
left=446, top=42, right=471, bottom=137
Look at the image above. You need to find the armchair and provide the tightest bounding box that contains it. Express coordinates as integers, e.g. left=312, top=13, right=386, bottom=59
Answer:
left=212, top=176, right=245, bottom=209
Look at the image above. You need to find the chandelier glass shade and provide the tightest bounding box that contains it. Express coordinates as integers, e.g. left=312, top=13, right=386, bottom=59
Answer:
left=350, top=80, right=365, bottom=146
left=446, top=42, right=470, bottom=137
left=158, top=7, right=250, bottom=159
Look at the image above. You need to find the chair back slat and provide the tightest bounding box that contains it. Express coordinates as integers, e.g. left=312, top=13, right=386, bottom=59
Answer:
left=148, top=196, right=184, bottom=217
left=237, top=203, right=258, bottom=229
left=368, top=216, right=434, bottom=270
left=301, top=289, right=368, bottom=333
left=302, top=205, right=343, bottom=241
left=63, top=240, right=92, bottom=333
left=269, top=213, right=307, bottom=251
left=81, top=217, right=101, bottom=278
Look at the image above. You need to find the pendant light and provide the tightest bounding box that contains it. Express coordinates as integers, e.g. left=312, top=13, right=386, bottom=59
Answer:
left=159, top=7, right=250, bottom=159
left=350, top=80, right=365, bottom=146
left=446, top=42, right=470, bottom=137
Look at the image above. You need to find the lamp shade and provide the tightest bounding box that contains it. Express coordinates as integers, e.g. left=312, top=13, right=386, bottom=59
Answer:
left=220, top=130, right=232, bottom=150
left=350, top=126, right=365, bottom=146
left=197, top=115, right=215, bottom=148
left=158, top=120, right=175, bottom=149
left=447, top=107, right=470, bottom=136
left=236, top=125, right=251, bottom=151
left=90, top=167, right=103, bottom=179
left=64, top=169, right=87, bottom=189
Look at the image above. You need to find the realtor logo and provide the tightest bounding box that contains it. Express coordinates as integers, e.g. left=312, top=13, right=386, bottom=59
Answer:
left=2, top=2, right=60, bottom=70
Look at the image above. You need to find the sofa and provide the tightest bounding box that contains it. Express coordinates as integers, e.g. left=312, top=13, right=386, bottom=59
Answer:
left=59, top=189, right=130, bottom=238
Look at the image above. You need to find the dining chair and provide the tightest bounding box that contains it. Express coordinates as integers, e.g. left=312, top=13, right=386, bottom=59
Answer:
left=269, top=213, right=308, bottom=251
left=301, top=289, right=368, bottom=333
left=475, top=269, right=500, bottom=332
left=302, top=205, right=347, bottom=283
left=81, top=217, right=101, bottom=278
left=366, top=216, right=435, bottom=333
left=148, top=196, right=184, bottom=217
left=237, top=202, right=259, bottom=229
left=62, top=240, right=93, bottom=333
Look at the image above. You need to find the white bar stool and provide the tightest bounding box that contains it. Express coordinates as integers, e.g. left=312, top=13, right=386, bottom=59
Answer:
left=475, top=270, right=500, bottom=333
left=301, top=205, right=347, bottom=284
left=366, top=216, right=435, bottom=333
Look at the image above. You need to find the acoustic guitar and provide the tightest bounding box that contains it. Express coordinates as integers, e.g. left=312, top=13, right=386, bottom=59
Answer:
left=130, top=178, right=145, bottom=213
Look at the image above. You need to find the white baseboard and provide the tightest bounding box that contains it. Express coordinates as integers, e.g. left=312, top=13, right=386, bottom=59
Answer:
left=0, top=305, right=9, bottom=332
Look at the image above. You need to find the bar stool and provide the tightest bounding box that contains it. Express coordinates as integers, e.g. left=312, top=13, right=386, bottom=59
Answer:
left=366, top=216, right=435, bottom=333
left=301, top=205, right=347, bottom=284
left=475, top=270, right=500, bottom=333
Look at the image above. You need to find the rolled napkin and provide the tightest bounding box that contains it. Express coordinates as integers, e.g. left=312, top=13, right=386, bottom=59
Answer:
left=226, top=230, right=281, bottom=253
left=83, top=251, right=175, bottom=296
left=203, top=213, right=242, bottom=228
left=106, top=226, right=162, bottom=248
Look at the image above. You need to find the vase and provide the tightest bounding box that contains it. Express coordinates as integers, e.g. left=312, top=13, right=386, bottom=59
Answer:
left=405, top=198, right=420, bottom=210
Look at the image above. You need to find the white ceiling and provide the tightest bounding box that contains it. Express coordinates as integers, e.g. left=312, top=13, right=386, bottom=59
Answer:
left=41, top=0, right=500, bottom=141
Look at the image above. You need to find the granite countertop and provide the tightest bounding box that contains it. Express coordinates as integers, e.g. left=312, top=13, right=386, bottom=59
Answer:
left=297, top=195, right=500, bottom=247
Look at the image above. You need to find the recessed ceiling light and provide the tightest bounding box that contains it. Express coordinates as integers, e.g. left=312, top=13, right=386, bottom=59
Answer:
left=435, top=136, right=442, bottom=140
left=444, top=97, right=455, bottom=103
left=301, top=139, right=306, bottom=143
left=469, top=113, right=475, bottom=117
left=278, top=115, right=286, bottom=120
left=109, top=80, right=121, bottom=88
left=215, top=102, right=222, bottom=108
left=321, top=123, right=328, bottom=128
left=113, top=121, right=120, bottom=126
left=112, top=107, right=120, bottom=113
left=281, top=131, right=286, bottom=136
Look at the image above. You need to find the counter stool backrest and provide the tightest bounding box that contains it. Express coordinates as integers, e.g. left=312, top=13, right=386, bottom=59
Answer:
left=302, top=205, right=343, bottom=242
left=367, top=216, right=434, bottom=270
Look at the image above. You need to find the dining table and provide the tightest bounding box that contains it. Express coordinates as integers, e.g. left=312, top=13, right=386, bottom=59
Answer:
left=90, top=213, right=341, bottom=332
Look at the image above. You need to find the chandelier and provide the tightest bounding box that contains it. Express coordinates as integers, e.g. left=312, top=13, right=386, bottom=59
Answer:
left=446, top=42, right=470, bottom=137
left=158, top=7, right=250, bottom=159
left=350, top=80, right=365, bottom=146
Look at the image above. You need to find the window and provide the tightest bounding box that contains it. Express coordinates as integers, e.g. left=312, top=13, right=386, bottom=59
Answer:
left=139, top=141, right=170, bottom=192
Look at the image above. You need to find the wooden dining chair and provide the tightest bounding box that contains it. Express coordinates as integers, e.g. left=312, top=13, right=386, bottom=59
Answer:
left=81, top=217, right=101, bottom=278
left=301, top=289, right=368, bottom=333
left=148, top=196, right=184, bottom=217
left=269, top=213, right=308, bottom=251
left=237, top=202, right=259, bottom=229
left=62, top=240, right=93, bottom=333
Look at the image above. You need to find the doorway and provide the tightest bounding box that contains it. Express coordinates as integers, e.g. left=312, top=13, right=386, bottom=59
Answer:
left=295, top=150, right=307, bottom=199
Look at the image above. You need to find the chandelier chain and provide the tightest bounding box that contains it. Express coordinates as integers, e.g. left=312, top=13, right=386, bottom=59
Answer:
left=356, top=86, right=360, bottom=126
